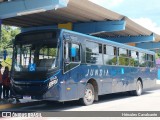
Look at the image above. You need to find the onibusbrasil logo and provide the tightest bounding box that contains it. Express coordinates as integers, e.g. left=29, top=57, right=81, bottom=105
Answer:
left=1, top=112, right=42, bottom=117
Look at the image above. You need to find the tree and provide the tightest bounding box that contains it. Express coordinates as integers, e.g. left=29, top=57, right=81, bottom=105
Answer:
left=156, top=53, right=160, bottom=59
left=0, top=25, right=20, bottom=56
left=1, top=25, right=20, bottom=49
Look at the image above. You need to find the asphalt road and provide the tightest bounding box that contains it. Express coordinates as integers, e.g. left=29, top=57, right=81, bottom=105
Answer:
left=0, top=83, right=160, bottom=120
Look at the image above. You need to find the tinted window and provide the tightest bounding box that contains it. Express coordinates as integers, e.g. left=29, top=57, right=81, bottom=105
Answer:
left=106, top=45, right=115, bottom=55
left=146, top=54, right=155, bottom=67
left=130, top=51, right=139, bottom=67
left=104, top=45, right=106, bottom=54
left=139, top=52, right=146, bottom=67
left=104, top=45, right=117, bottom=65
left=86, top=41, right=103, bottom=64
left=131, top=51, right=138, bottom=59
left=64, top=42, right=80, bottom=63
left=119, top=48, right=129, bottom=66
left=64, top=41, right=81, bottom=73
left=99, top=44, right=102, bottom=54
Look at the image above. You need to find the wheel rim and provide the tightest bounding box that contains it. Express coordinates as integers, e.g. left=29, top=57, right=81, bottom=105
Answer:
left=84, top=88, right=93, bottom=102
left=137, top=81, right=142, bottom=95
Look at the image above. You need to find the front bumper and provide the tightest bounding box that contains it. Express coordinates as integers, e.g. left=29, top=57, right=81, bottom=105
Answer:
left=11, top=81, right=60, bottom=100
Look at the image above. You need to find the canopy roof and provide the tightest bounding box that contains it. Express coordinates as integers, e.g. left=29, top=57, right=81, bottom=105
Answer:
left=1, top=0, right=160, bottom=42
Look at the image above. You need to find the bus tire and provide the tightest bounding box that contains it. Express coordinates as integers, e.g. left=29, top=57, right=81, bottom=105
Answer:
left=132, top=80, right=143, bottom=96
left=80, top=83, right=95, bottom=106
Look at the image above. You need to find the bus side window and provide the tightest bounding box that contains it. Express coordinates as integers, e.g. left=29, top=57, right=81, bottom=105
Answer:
left=147, top=54, right=154, bottom=68
left=104, top=45, right=106, bottom=54
left=139, top=52, right=146, bottom=67
left=70, top=43, right=80, bottom=62
left=130, top=51, right=139, bottom=67
left=64, top=42, right=80, bottom=63
left=86, top=41, right=103, bottom=65
left=99, top=44, right=102, bottom=54
left=119, top=48, right=129, bottom=66
left=64, top=41, right=81, bottom=73
left=136, top=52, right=139, bottom=59
left=64, top=42, right=69, bottom=63
left=103, top=45, right=117, bottom=65
left=152, top=55, right=155, bottom=67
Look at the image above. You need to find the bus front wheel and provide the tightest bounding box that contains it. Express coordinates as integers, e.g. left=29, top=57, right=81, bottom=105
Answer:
left=80, top=83, right=95, bottom=106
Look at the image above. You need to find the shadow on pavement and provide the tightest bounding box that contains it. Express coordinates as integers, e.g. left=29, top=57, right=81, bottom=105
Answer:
left=2, top=84, right=160, bottom=111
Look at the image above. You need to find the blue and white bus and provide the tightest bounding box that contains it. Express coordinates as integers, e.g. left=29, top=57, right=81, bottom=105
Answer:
left=11, top=29, right=157, bottom=105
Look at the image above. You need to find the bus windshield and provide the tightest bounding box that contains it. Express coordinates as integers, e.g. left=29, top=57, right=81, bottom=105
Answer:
left=13, top=32, right=59, bottom=72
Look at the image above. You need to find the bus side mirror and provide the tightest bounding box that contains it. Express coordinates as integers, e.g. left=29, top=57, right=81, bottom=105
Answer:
left=71, top=47, right=76, bottom=57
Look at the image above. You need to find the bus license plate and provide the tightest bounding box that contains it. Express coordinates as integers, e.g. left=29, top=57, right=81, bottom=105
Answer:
left=23, top=96, right=31, bottom=100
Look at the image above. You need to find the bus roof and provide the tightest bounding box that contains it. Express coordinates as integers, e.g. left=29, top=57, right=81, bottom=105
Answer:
left=62, top=29, right=155, bottom=55
left=17, top=29, right=155, bottom=55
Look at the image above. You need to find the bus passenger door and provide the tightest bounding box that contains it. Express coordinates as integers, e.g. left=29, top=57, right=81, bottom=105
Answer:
left=63, top=41, right=81, bottom=100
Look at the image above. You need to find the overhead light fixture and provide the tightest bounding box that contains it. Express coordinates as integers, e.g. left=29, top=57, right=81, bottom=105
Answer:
left=17, top=9, right=46, bottom=16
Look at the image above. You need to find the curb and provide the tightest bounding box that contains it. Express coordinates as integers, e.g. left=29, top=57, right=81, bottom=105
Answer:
left=0, top=101, right=44, bottom=110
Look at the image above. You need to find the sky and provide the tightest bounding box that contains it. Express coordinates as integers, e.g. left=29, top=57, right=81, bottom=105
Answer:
left=89, top=0, right=160, bottom=34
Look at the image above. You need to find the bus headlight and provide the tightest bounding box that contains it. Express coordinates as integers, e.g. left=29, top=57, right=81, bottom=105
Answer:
left=48, top=76, right=58, bottom=89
